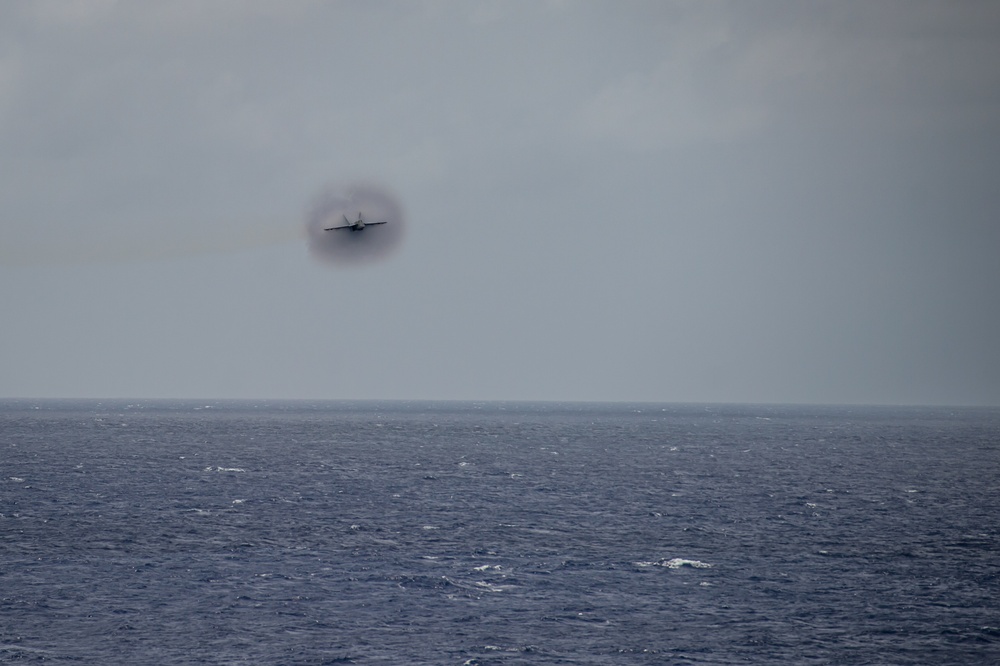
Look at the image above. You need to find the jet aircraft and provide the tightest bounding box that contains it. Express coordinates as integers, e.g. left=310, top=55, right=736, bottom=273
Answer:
left=324, top=212, right=387, bottom=232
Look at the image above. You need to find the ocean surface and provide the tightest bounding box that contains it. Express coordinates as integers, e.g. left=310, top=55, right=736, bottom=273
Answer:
left=1, top=400, right=998, bottom=665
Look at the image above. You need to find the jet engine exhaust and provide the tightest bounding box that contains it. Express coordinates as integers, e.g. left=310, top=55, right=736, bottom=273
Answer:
left=305, top=183, right=405, bottom=267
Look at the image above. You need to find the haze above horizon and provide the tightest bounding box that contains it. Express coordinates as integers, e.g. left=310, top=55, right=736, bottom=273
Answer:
left=2, top=1, right=999, bottom=406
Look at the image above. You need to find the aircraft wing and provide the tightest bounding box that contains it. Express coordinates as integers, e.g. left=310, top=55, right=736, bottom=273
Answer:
left=323, top=225, right=353, bottom=230
left=366, top=221, right=388, bottom=225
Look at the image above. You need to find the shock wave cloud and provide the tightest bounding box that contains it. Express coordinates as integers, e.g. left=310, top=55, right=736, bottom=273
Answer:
left=306, top=183, right=406, bottom=267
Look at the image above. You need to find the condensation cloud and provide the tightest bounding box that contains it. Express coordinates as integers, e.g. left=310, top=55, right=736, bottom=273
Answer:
left=305, top=183, right=405, bottom=267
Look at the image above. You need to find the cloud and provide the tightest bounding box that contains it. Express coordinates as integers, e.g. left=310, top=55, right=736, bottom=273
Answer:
left=572, top=59, right=767, bottom=149
left=305, top=183, right=406, bottom=267
left=572, top=1, right=1000, bottom=149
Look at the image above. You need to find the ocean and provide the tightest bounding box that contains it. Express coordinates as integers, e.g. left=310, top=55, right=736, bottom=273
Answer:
left=1, top=400, right=998, bottom=664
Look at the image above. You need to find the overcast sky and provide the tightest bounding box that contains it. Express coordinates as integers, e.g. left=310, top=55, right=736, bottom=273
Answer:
left=2, top=0, right=999, bottom=405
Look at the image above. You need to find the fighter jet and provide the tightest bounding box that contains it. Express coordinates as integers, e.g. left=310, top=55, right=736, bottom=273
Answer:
left=324, top=212, right=387, bottom=232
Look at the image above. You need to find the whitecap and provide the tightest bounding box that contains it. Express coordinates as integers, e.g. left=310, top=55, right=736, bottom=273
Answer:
left=635, top=558, right=713, bottom=569
left=472, top=564, right=502, bottom=572
left=482, top=644, right=534, bottom=652
left=664, top=558, right=712, bottom=569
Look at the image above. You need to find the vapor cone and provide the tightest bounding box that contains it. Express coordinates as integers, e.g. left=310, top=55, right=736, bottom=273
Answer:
left=305, top=183, right=405, bottom=267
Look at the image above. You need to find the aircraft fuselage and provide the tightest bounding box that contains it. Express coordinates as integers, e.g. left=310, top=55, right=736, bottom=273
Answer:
left=323, top=212, right=387, bottom=232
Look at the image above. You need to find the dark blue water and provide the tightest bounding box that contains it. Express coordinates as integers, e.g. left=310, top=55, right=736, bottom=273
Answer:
left=2, top=400, right=998, bottom=664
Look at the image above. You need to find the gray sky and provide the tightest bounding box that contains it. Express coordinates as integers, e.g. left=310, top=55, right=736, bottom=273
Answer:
left=2, top=0, right=999, bottom=405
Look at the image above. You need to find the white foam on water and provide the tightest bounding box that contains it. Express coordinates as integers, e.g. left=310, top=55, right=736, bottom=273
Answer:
left=635, top=558, right=713, bottom=569
left=665, top=558, right=713, bottom=569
